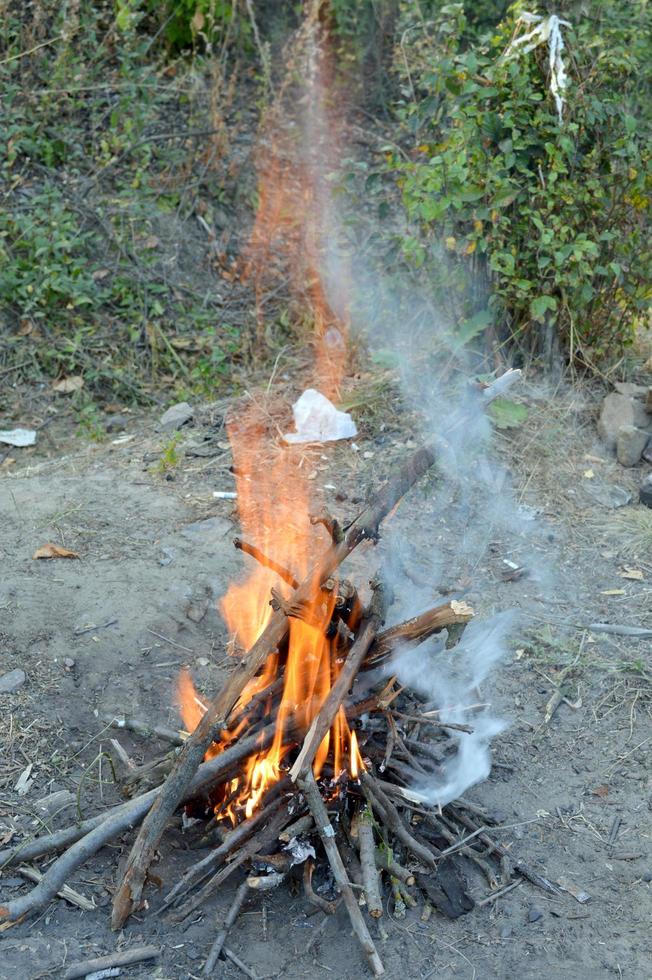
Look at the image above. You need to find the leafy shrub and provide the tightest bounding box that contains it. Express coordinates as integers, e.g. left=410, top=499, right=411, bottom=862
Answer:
left=0, top=188, right=102, bottom=317
left=392, top=1, right=652, bottom=364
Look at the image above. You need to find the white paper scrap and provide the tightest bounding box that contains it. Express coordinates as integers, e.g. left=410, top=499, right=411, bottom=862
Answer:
left=283, top=389, right=357, bottom=444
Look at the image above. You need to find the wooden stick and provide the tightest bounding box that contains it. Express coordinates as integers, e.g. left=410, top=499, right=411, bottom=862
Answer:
left=223, top=946, right=259, bottom=980
left=16, top=865, right=94, bottom=912
left=393, top=711, right=474, bottom=735
left=234, top=537, right=299, bottom=589
left=374, top=850, right=415, bottom=886
left=101, top=713, right=185, bottom=746
left=162, top=784, right=292, bottom=911
left=298, top=770, right=385, bottom=977
left=0, top=728, right=277, bottom=926
left=63, top=946, right=160, bottom=980
left=367, top=601, right=474, bottom=665
left=303, top=858, right=339, bottom=915
left=290, top=584, right=385, bottom=783
left=172, top=805, right=293, bottom=922
left=361, top=773, right=437, bottom=871
left=358, top=808, right=382, bottom=918
left=111, top=369, right=520, bottom=928
left=203, top=880, right=250, bottom=975
left=447, top=806, right=561, bottom=896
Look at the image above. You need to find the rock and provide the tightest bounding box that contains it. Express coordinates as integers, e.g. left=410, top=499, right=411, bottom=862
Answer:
left=527, top=905, right=543, bottom=923
left=186, top=598, right=209, bottom=623
left=500, top=926, right=513, bottom=939
left=105, top=413, right=128, bottom=432
left=0, top=668, right=26, bottom=693
left=586, top=482, right=632, bottom=508
left=616, top=426, right=649, bottom=466
left=598, top=393, right=635, bottom=449
left=633, top=400, right=652, bottom=429
left=640, top=474, right=652, bottom=509
left=646, top=388, right=652, bottom=414
left=642, top=438, right=652, bottom=465
left=614, top=382, right=648, bottom=398
left=642, top=870, right=652, bottom=883
left=159, top=401, right=193, bottom=432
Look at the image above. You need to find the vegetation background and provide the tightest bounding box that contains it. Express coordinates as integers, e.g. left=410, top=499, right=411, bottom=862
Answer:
left=1, top=0, right=650, bottom=429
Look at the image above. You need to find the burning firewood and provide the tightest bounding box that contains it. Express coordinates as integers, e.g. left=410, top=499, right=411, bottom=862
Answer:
left=0, top=369, right=557, bottom=979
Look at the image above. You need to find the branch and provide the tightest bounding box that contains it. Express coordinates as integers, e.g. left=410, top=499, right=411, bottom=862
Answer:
left=298, top=770, right=385, bottom=977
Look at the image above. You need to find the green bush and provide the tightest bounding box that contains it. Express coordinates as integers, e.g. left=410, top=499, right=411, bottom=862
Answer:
left=392, top=1, right=652, bottom=363
left=0, top=188, right=102, bottom=317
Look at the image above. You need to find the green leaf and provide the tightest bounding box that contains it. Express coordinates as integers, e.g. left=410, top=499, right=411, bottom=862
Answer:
left=488, top=398, right=529, bottom=430
left=530, top=295, right=557, bottom=322
left=456, top=309, right=492, bottom=344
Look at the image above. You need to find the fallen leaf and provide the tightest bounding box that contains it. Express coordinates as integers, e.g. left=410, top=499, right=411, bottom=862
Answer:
left=619, top=567, right=644, bottom=581
left=92, top=268, right=111, bottom=281
left=591, top=784, right=609, bottom=798
left=52, top=375, right=84, bottom=394
left=143, top=235, right=160, bottom=249
left=33, top=543, right=80, bottom=560
left=600, top=589, right=626, bottom=596
left=17, top=319, right=33, bottom=336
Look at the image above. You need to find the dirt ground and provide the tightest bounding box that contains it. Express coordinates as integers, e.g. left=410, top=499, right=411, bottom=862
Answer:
left=1, top=376, right=651, bottom=980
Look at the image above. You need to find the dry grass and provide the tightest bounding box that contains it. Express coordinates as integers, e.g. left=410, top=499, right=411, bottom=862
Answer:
left=604, top=507, right=652, bottom=560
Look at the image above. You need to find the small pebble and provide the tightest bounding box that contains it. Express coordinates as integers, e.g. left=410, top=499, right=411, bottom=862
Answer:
left=528, top=906, right=543, bottom=923
left=642, top=870, right=652, bottom=883
left=63, top=658, right=75, bottom=670
left=500, top=925, right=513, bottom=939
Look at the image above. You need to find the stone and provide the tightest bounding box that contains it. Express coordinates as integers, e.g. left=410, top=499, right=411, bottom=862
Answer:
left=640, top=474, right=652, bottom=509
left=159, top=401, right=193, bottom=432
left=616, top=425, right=649, bottom=466
left=598, top=393, right=635, bottom=449
left=642, top=438, right=652, bottom=465
left=0, top=668, right=26, bottom=693
left=105, top=414, right=128, bottom=432
left=527, top=905, right=543, bottom=923
left=614, top=382, right=648, bottom=398
left=646, top=388, right=652, bottom=414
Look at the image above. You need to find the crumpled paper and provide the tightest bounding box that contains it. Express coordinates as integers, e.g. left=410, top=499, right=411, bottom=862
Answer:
left=284, top=835, right=317, bottom=867
left=283, top=389, right=357, bottom=444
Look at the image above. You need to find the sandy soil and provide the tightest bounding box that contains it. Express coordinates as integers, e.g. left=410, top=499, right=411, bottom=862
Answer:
left=1, top=380, right=651, bottom=980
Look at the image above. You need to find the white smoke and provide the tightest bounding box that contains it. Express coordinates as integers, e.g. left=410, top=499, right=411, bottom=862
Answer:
left=385, top=613, right=514, bottom=806
left=292, top=19, right=555, bottom=805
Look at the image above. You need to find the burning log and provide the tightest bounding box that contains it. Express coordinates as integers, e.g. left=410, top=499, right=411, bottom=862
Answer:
left=110, top=433, right=448, bottom=929
left=234, top=537, right=299, bottom=590
left=289, top=581, right=385, bottom=783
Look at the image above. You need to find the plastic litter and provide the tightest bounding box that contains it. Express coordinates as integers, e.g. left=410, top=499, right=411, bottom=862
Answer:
left=283, top=388, right=357, bottom=444
left=0, top=428, right=36, bottom=447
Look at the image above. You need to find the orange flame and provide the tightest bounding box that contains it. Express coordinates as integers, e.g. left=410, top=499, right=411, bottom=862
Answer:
left=176, top=13, right=363, bottom=826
